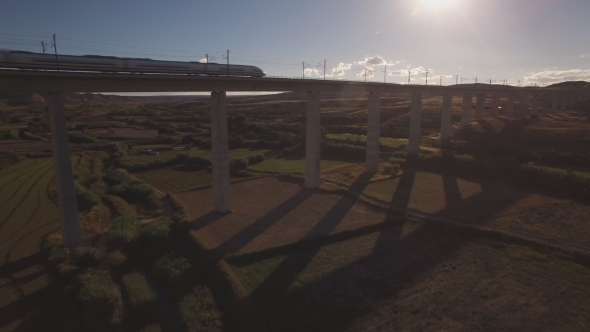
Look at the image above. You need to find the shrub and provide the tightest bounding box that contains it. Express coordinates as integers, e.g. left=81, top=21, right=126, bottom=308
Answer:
left=0, top=151, right=26, bottom=170
left=109, top=179, right=153, bottom=203
left=178, top=286, right=223, bottom=332
left=75, top=183, right=101, bottom=210
left=231, top=158, right=248, bottom=170
left=74, top=268, right=122, bottom=331
left=71, top=247, right=102, bottom=268
left=121, top=272, right=158, bottom=326
left=109, top=215, right=140, bottom=247
left=246, top=154, right=265, bottom=165
left=103, top=168, right=129, bottom=185
left=390, top=163, right=401, bottom=175
left=103, top=195, right=137, bottom=218
left=48, top=246, right=70, bottom=264
left=106, top=250, right=127, bottom=270
left=186, top=155, right=212, bottom=167
left=388, top=157, right=405, bottom=165
left=139, top=323, right=162, bottom=332
left=138, top=219, right=170, bottom=243
left=383, top=164, right=393, bottom=174
left=244, top=131, right=256, bottom=139
left=321, top=141, right=366, bottom=161
left=153, top=255, right=192, bottom=284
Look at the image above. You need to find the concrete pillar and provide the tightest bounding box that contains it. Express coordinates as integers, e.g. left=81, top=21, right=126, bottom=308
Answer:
left=408, top=91, right=422, bottom=156
left=305, top=91, right=321, bottom=188
left=211, top=91, right=231, bottom=213
left=475, top=93, right=485, bottom=121
left=551, top=95, right=559, bottom=114
left=440, top=92, right=452, bottom=140
left=461, top=92, right=472, bottom=126
left=365, top=92, right=380, bottom=172
left=47, top=93, right=83, bottom=248
left=559, top=95, right=567, bottom=112
left=531, top=94, right=539, bottom=116
left=519, top=93, right=528, bottom=118
left=541, top=94, right=549, bottom=116
left=506, top=93, right=515, bottom=118
left=490, top=93, right=500, bottom=118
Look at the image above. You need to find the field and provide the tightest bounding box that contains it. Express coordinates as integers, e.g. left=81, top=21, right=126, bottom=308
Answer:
left=176, top=176, right=590, bottom=331
left=0, top=158, right=63, bottom=331
left=229, top=223, right=590, bottom=331
left=326, top=133, right=409, bottom=148
left=248, top=157, right=350, bottom=174
left=136, top=167, right=260, bottom=193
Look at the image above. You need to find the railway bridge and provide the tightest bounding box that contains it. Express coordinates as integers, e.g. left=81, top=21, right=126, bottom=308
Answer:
left=1, top=70, right=588, bottom=248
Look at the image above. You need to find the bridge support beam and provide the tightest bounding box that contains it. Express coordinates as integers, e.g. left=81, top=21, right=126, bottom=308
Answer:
left=490, top=93, right=499, bottom=118
left=475, top=93, right=485, bottom=121
left=408, top=92, right=422, bottom=156
left=47, top=92, right=83, bottom=248
left=365, top=92, right=380, bottom=173
left=541, top=94, right=549, bottom=116
left=211, top=91, right=231, bottom=213
left=506, top=93, right=515, bottom=118
left=560, top=95, right=567, bottom=112
left=461, top=92, right=472, bottom=126
left=440, top=92, right=452, bottom=140
left=305, top=91, right=321, bottom=188
left=551, top=95, right=559, bottom=114
left=519, top=93, right=528, bottom=118
left=531, top=94, right=539, bottom=116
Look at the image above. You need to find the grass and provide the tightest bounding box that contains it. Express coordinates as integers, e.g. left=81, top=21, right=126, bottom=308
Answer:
left=326, top=133, right=409, bottom=148
left=189, top=148, right=271, bottom=160
left=248, top=157, right=350, bottom=174
left=227, top=220, right=590, bottom=331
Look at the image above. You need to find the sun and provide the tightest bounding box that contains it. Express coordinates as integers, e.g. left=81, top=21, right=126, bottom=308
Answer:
left=419, top=0, right=455, bottom=8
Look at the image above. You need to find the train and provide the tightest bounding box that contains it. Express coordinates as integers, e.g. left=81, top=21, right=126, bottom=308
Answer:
left=0, top=50, right=265, bottom=77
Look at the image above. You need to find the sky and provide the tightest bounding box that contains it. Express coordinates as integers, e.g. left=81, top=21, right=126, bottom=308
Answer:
left=1, top=0, right=590, bottom=87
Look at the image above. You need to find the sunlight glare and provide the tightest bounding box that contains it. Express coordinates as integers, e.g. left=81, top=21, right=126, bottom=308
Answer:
left=419, top=0, right=456, bottom=8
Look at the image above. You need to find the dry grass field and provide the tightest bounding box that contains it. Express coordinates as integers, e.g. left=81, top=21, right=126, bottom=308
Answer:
left=175, top=174, right=590, bottom=331
left=0, top=158, right=65, bottom=331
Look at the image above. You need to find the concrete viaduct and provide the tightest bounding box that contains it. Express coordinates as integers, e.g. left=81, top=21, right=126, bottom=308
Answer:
left=1, top=70, right=588, bottom=248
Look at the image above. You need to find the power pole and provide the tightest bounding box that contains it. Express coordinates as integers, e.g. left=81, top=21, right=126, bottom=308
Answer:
left=41, top=41, right=47, bottom=54
left=382, top=66, right=387, bottom=83
left=364, top=67, right=367, bottom=82
left=439, top=75, right=442, bottom=86
left=475, top=77, right=478, bottom=84
left=226, top=50, right=230, bottom=76
left=425, top=70, right=430, bottom=86
left=323, top=59, right=326, bottom=80
left=408, top=70, right=411, bottom=84
left=51, top=34, right=59, bottom=70
left=302, top=62, right=305, bottom=78
left=518, top=80, right=520, bottom=87
left=455, top=75, right=458, bottom=85
left=206, top=54, right=208, bottom=63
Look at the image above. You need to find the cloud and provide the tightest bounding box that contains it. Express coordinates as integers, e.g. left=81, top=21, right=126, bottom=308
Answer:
left=523, top=69, right=590, bottom=86
left=199, top=58, right=208, bottom=63
left=304, top=67, right=320, bottom=77
left=375, top=31, right=381, bottom=34
left=325, top=62, right=352, bottom=77
left=355, top=55, right=395, bottom=67
left=356, top=66, right=375, bottom=79
left=581, top=54, right=587, bottom=58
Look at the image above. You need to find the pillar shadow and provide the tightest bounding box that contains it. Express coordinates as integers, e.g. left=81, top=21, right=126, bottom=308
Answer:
left=476, top=120, right=497, bottom=134
left=245, top=172, right=377, bottom=315
left=191, top=211, right=226, bottom=232
left=213, top=189, right=315, bottom=256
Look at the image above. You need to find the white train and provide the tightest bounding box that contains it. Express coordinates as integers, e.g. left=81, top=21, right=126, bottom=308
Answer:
left=0, top=50, right=265, bottom=77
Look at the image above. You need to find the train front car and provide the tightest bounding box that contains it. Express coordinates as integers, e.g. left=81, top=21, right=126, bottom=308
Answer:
left=249, top=66, right=265, bottom=77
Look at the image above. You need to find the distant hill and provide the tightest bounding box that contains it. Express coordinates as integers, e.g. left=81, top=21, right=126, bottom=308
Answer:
left=546, top=81, right=590, bottom=88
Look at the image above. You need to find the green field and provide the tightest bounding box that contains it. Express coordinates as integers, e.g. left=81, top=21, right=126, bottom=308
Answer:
left=247, top=157, right=350, bottom=174
left=0, top=157, right=68, bottom=330
left=190, top=148, right=271, bottom=160
left=136, top=168, right=214, bottom=193
left=326, top=133, right=409, bottom=148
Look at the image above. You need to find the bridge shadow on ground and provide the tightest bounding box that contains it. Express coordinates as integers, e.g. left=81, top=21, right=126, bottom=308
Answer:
left=0, top=251, right=72, bottom=331
left=233, top=159, right=529, bottom=331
